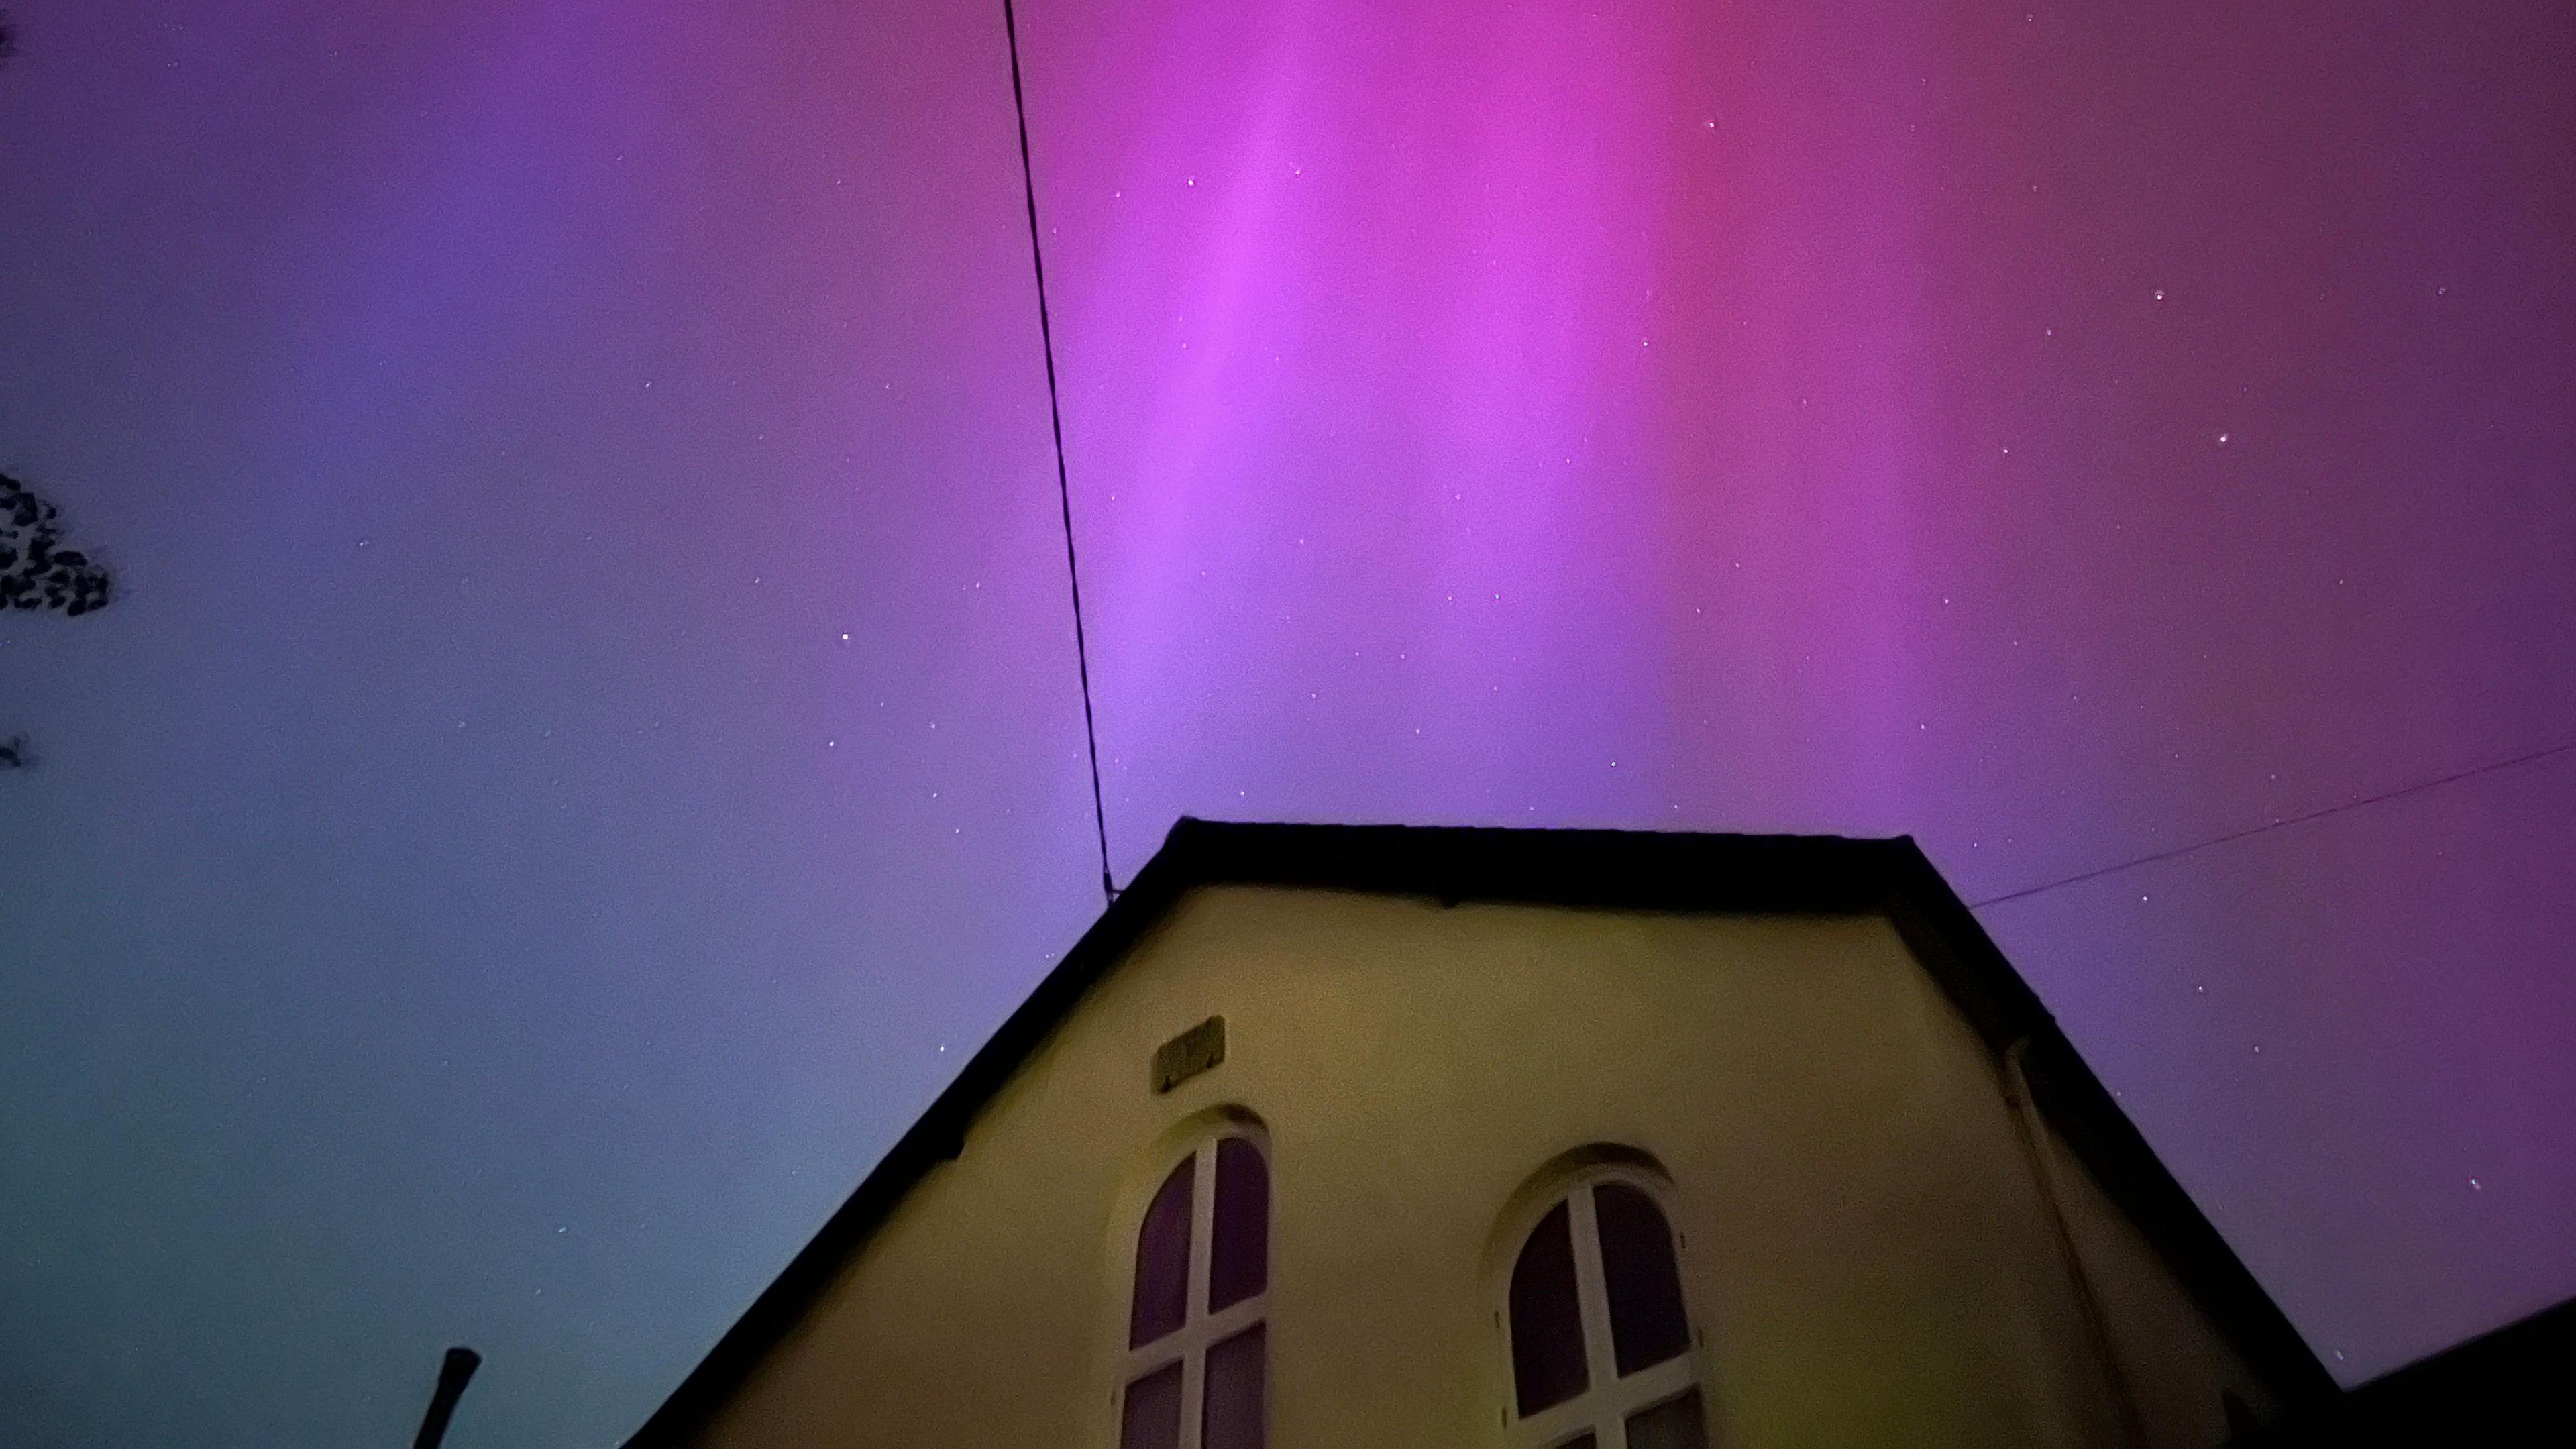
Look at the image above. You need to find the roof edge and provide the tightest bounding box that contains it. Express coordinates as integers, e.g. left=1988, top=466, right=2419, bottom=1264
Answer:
left=622, top=823, right=1210, bottom=1446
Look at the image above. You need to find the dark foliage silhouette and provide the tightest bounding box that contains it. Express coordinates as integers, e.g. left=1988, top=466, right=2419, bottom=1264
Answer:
left=2, top=471, right=114, bottom=616
left=2, top=470, right=115, bottom=769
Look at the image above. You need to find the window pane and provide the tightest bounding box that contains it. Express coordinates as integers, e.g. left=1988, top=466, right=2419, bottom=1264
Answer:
left=1623, top=1388, right=1709, bottom=1449
left=1594, top=1182, right=1690, bottom=1376
left=1509, top=1199, right=1590, bottom=1416
left=1201, top=1322, right=1267, bottom=1449
left=1553, top=1436, right=1597, bottom=1449
left=1209, top=1136, right=1269, bottom=1312
left=1130, top=1155, right=1195, bottom=1346
left=1120, top=1361, right=1185, bottom=1449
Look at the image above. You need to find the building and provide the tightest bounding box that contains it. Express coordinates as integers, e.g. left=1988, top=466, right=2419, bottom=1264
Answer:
left=627, top=820, right=2337, bottom=1448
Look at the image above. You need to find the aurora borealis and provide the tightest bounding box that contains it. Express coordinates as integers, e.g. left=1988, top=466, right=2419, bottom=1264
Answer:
left=1, top=1, right=2570, bottom=1444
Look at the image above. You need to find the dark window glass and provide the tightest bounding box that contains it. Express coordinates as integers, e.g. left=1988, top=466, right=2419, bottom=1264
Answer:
left=1595, top=1183, right=1690, bottom=1376
left=1623, top=1388, right=1709, bottom=1449
left=1555, top=1436, right=1597, bottom=1449
left=1120, top=1360, right=1185, bottom=1449
left=1509, top=1199, right=1591, bottom=1415
left=1130, top=1155, right=1194, bottom=1346
left=1208, top=1136, right=1269, bottom=1312
left=1201, top=1322, right=1267, bottom=1449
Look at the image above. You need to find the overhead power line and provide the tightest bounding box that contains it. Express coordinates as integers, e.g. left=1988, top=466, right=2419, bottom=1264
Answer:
left=1001, top=0, right=1117, bottom=907
left=1970, top=737, right=2576, bottom=911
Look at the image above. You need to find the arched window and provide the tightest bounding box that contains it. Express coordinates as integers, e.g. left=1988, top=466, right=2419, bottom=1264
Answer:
left=1503, top=1168, right=1707, bottom=1449
left=1122, top=1129, right=1269, bottom=1449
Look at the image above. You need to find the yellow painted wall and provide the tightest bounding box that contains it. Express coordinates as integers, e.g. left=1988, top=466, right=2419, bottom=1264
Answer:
left=688, top=885, right=2270, bottom=1448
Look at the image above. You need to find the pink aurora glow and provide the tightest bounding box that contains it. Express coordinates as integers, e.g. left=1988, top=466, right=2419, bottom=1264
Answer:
left=1018, top=0, right=2576, bottom=1383
left=0, top=2, right=2569, bottom=1443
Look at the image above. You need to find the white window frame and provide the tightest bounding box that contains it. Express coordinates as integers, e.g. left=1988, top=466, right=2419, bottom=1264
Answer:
left=1122, top=1128, right=1269, bottom=1449
left=1499, top=1167, right=1707, bottom=1449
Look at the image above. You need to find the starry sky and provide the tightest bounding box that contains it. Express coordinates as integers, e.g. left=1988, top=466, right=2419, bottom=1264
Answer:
left=0, top=1, right=2569, bottom=1444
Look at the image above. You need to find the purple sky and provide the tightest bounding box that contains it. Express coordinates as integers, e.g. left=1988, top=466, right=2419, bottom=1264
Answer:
left=2, top=1, right=2570, bottom=1444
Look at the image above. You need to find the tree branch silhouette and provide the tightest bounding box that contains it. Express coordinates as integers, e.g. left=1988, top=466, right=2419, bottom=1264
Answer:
left=1, top=470, right=117, bottom=768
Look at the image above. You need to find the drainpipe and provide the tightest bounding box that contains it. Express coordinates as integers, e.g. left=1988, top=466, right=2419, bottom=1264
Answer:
left=2002, top=1038, right=2148, bottom=1449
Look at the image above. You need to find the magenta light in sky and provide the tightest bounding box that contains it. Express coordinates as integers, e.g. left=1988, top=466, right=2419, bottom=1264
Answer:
left=1015, top=0, right=2576, bottom=1386
left=0, top=1, right=2571, bottom=1445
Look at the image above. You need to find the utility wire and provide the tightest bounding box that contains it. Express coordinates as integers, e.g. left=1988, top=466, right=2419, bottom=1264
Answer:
left=1001, top=0, right=1117, bottom=907
left=1970, top=737, right=2576, bottom=911
left=1001, top=0, right=2565, bottom=920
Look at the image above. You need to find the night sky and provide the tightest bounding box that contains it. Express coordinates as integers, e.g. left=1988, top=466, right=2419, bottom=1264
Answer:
left=1, top=2, right=2570, bottom=1445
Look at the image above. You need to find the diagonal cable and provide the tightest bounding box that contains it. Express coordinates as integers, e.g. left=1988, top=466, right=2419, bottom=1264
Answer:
left=1002, top=0, right=1117, bottom=906
left=1970, top=737, right=2576, bottom=911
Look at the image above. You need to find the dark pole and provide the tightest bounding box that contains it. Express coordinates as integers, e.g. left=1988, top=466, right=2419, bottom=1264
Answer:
left=413, top=1346, right=481, bottom=1449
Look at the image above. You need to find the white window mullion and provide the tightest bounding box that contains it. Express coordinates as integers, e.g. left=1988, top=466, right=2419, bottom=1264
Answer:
left=1179, top=1144, right=1218, bottom=1449
left=1201, top=1295, right=1264, bottom=1342
left=1512, top=1394, right=1599, bottom=1449
left=1606, top=1356, right=1695, bottom=1419
left=1568, top=1185, right=1625, bottom=1449
left=1179, top=1348, right=1204, bottom=1449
